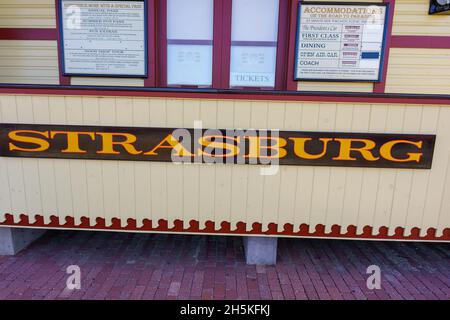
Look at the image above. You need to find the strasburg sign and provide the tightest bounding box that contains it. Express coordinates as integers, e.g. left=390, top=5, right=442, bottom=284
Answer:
left=0, top=123, right=436, bottom=169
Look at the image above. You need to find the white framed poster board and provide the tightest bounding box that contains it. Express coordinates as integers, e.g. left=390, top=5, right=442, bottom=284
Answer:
left=59, top=0, right=147, bottom=77
left=294, top=2, right=389, bottom=82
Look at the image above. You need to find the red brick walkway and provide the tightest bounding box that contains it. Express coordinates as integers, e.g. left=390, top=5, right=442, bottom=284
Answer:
left=0, top=230, right=448, bottom=300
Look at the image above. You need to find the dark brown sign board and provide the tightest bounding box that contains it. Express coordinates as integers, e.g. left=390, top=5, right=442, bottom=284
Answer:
left=0, top=123, right=436, bottom=169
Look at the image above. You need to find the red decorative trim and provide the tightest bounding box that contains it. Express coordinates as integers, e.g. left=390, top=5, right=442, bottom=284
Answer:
left=0, top=214, right=448, bottom=242
left=0, top=28, right=57, bottom=40
left=391, top=35, right=450, bottom=49
left=373, top=0, right=395, bottom=94
left=1, top=86, right=450, bottom=105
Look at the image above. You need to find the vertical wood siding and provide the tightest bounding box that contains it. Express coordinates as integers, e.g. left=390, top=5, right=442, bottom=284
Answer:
left=0, top=94, right=449, bottom=238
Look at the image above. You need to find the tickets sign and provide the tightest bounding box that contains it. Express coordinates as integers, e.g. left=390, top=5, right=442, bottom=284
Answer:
left=294, top=2, right=388, bottom=81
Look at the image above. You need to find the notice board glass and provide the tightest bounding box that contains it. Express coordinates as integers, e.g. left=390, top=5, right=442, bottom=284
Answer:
left=294, top=2, right=389, bottom=82
left=59, top=0, right=148, bottom=77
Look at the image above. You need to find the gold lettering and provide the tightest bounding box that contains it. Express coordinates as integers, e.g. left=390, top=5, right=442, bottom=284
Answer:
left=333, top=138, right=380, bottom=161
left=144, top=134, right=193, bottom=156
left=96, top=132, right=142, bottom=155
left=245, top=136, right=287, bottom=159
left=50, top=131, right=95, bottom=153
left=8, top=130, right=50, bottom=152
left=379, top=140, right=423, bottom=163
left=289, top=138, right=332, bottom=159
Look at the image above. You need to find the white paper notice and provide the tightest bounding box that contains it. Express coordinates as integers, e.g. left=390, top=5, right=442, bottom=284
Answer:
left=61, top=0, right=146, bottom=76
left=295, top=4, right=387, bottom=81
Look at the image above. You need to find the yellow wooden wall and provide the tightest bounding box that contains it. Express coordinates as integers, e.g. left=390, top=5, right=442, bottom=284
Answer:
left=297, top=82, right=373, bottom=93
left=71, top=77, right=145, bottom=87
left=0, top=0, right=56, bottom=28
left=0, top=94, right=449, bottom=238
left=0, top=40, right=59, bottom=85
left=0, top=0, right=58, bottom=85
left=393, top=0, right=450, bottom=36
left=385, top=0, right=450, bottom=95
left=385, top=48, right=450, bottom=95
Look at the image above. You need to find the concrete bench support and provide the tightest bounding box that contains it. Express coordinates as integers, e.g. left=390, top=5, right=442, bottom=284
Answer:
left=243, top=236, right=278, bottom=265
left=0, top=227, right=46, bottom=255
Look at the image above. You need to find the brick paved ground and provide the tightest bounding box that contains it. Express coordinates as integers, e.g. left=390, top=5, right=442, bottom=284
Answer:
left=0, top=230, right=448, bottom=300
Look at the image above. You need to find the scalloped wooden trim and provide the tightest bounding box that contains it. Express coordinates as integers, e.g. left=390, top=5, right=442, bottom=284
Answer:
left=0, top=214, right=448, bottom=241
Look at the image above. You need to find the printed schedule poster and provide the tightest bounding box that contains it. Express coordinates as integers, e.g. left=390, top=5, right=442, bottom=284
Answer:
left=60, top=0, right=147, bottom=77
left=295, top=3, right=387, bottom=81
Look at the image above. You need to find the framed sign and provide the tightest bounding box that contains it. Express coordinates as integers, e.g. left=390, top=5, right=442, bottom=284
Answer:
left=58, top=0, right=148, bottom=77
left=294, top=2, right=389, bottom=82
